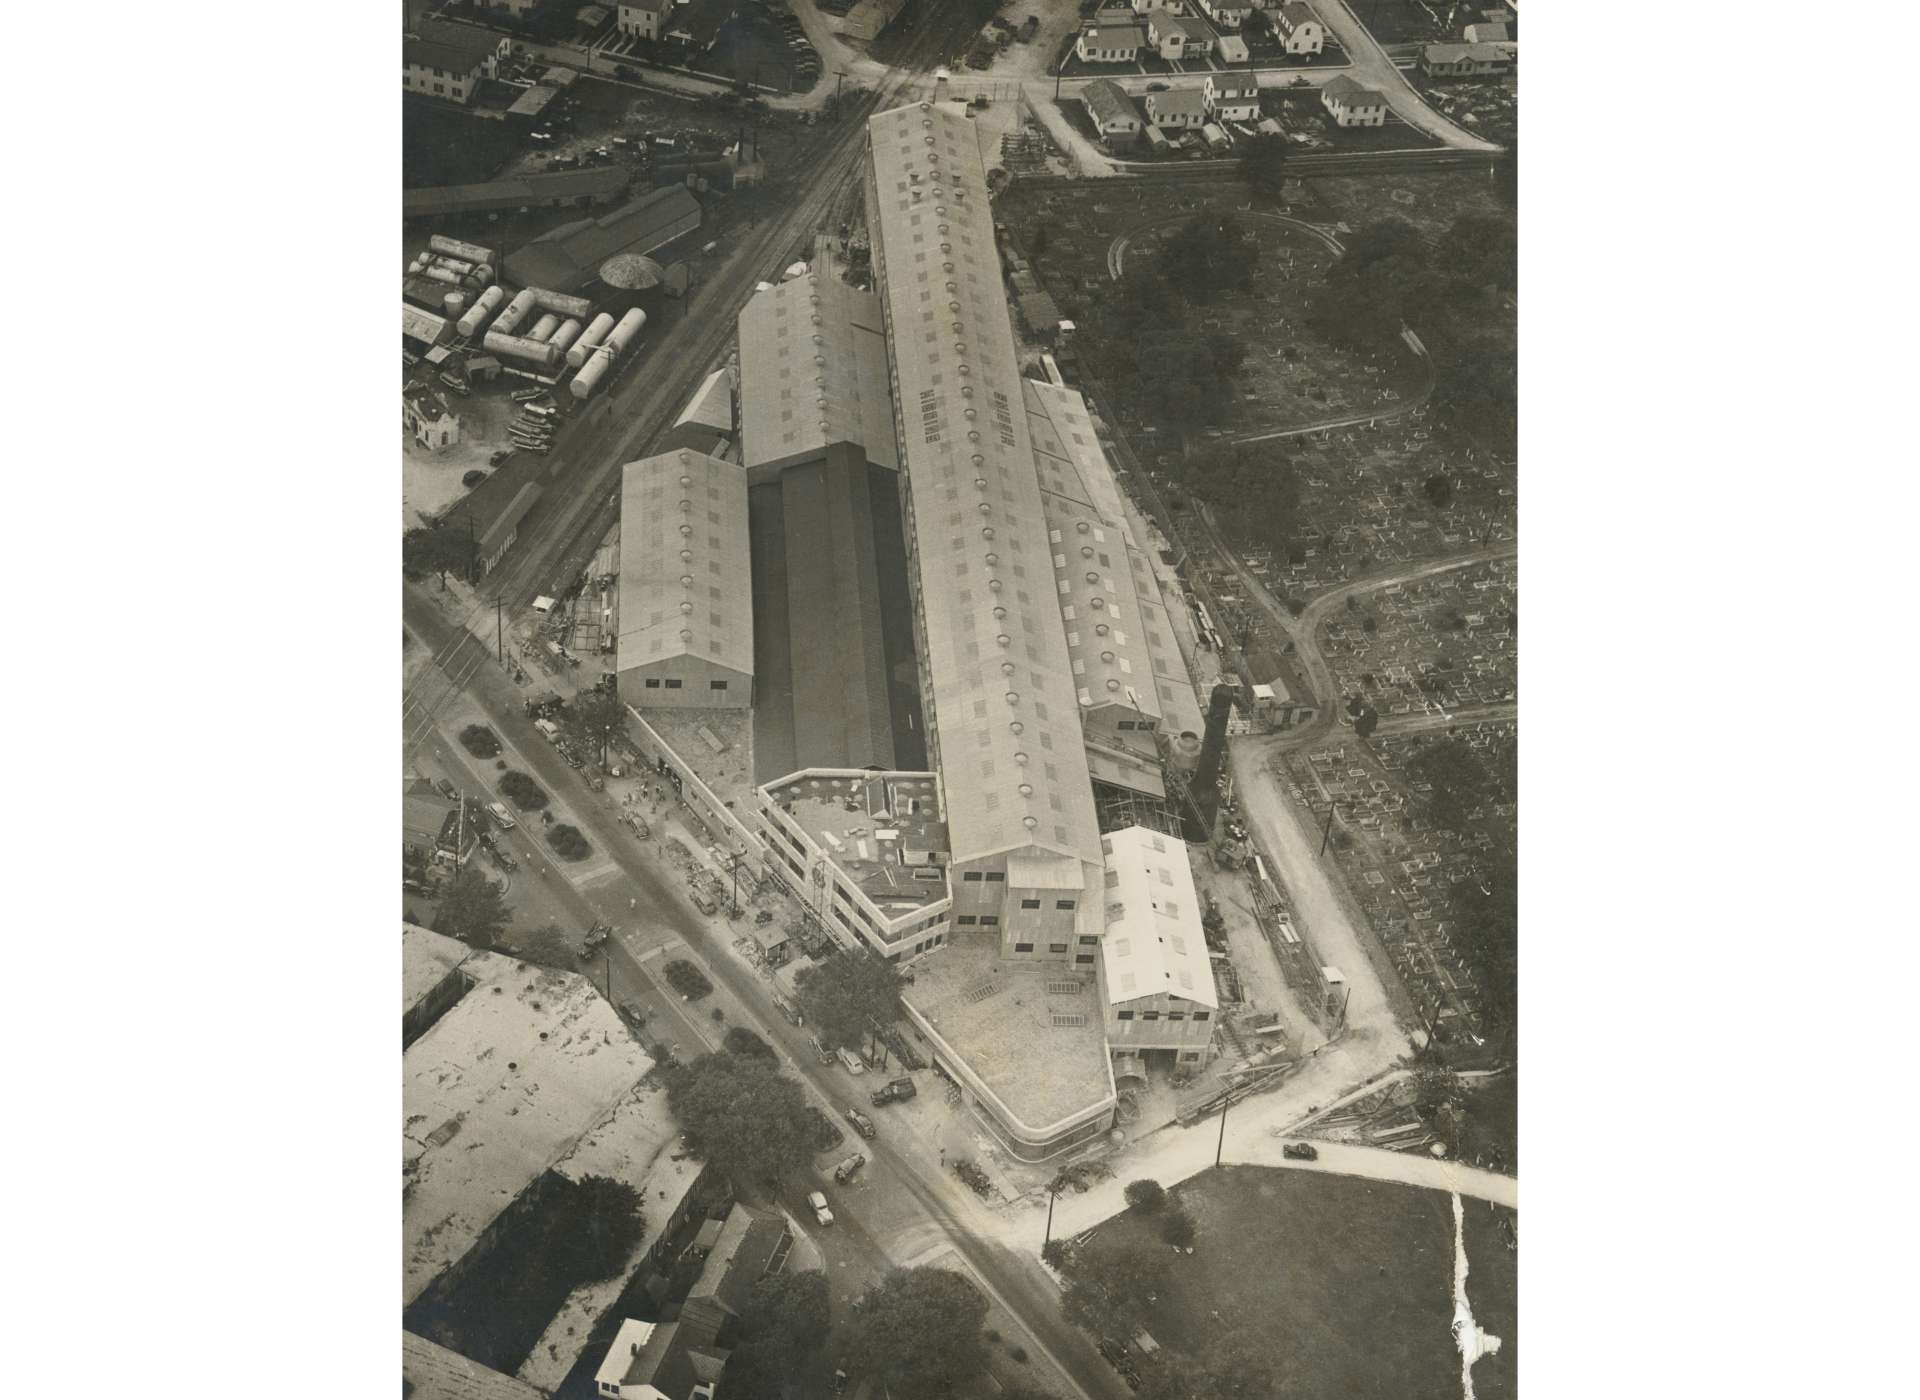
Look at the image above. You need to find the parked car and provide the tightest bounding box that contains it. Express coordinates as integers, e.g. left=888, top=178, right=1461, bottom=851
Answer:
left=833, top=1152, right=867, bottom=1184
left=870, top=1076, right=917, bottom=1107
left=845, top=1106, right=877, bottom=1140
left=808, top=1190, right=834, bottom=1226
left=836, top=1046, right=867, bottom=1076
left=1282, top=1142, right=1318, bottom=1161
left=487, top=801, right=516, bottom=830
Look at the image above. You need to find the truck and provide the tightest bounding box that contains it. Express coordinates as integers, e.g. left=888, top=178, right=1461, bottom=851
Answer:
left=832, top=1152, right=867, bottom=1184
left=869, top=1076, right=917, bottom=1107
left=845, top=1106, right=877, bottom=1140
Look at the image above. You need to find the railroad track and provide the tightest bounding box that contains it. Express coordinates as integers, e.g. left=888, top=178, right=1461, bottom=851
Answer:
left=401, top=623, right=490, bottom=764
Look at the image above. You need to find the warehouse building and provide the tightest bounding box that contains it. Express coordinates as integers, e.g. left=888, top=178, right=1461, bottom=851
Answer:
left=863, top=101, right=1109, bottom=962
left=402, top=166, right=631, bottom=222
left=1096, top=826, right=1220, bottom=1072
left=503, top=185, right=702, bottom=295
left=615, top=449, right=754, bottom=709
left=737, top=271, right=918, bottom=778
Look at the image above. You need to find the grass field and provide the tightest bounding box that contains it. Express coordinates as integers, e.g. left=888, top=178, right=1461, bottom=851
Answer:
left=1077, top=1164, right=1516, bottom=1399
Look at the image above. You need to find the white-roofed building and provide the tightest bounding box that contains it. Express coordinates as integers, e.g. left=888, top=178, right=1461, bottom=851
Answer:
left=615, top=449, right=754, bottom=709
left=1096, top=826, right=1218, bottom=1064
left=863, top=102, right=1106, bottom=960
left=737, top=271, right=898, bottom=479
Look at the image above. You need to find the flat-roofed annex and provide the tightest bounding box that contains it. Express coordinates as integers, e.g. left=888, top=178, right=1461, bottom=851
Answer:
left=863, top=102, right=1102, bottom=875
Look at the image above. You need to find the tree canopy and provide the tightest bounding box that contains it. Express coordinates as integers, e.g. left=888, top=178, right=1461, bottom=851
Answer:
left=1175, top=441, right=1301, bottom=550
left=665, top=1053, right=817, bottom=1187
left=435, top=866, right=511, bottom=947
left=403, top=521, right=479, bottom=589
left=1162, top=214, right=1252, bottom=306
left=563, top=686, right=628, bottom=765
left=723, top=1270, right=833, bottom=1399
left=792, top=949, right=907, bottom=1052
left=1241, top=135, right=1289, bottom=198
left=1058, top=1243, right=1162, bottom=1341
left=841, top=1267, right=989, bottom=1396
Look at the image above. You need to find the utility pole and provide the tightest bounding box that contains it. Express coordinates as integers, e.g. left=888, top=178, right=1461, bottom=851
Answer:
left=604, top=944, right=612, bottom=1001
left=1215, top=1090, right=1232, bottom=1167
left=1318, top=799, right=1337, bottom=857
left=496, top=599, right=504, bottom=663
left=1043, top=1175, right=1062, bottom=1248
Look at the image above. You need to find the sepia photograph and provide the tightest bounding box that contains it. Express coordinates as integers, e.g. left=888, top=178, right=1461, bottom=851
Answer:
left=399, top=2, right=1515, bottom=1396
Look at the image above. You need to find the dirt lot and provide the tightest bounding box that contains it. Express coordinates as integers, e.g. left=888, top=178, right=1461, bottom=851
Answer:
left=1076, top=1163, right=1516, bottom=1399
left=1410, top=72, right=1518, bottom=149
left=1354, top=0, right=1461, bottom=47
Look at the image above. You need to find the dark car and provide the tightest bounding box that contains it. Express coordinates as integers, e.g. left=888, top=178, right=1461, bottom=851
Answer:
left=1282, top=1142, right=1319, bottom=1161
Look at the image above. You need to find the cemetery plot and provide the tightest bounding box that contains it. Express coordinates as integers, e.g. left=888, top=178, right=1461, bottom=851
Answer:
left=1319, top=557, right=1516, bottom=718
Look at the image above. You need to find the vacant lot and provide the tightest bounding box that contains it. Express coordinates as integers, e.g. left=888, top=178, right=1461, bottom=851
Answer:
left=1082, top=1167, right=1512, bottom=1398
left=1077, top=1164, right=1515, bottom=1399
left=403, top=96, right=522, bottom=187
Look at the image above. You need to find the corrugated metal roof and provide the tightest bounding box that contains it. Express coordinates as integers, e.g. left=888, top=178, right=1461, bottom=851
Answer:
left=503, top=185, right=701, bottom=294
left=1098, top=826, right=1218, bottom=1008
left=738, top=272, right=897, bottom=470
left=675, top=365, right=735, bottom=434
left=402, top=165, right=629, bottom=219
left=865, top=102, right=1103, bottom=875
left=617, top=449, right=754, bottom=678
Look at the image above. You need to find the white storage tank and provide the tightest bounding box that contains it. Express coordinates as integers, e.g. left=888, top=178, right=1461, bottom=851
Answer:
left=423, top=265, right=461, bottom=286
left=548, top=318, right=583, bottom=355
left=483, top=330, right=562, bottom=368
left=492, top=288, right=538, bottom=335
left=602, top=307, right=647, bottom=357
left=429, top=234, right=494, bottom=265
left=456, top=284, right=505, bottom=339
left=533, top=289, right=596, bottom=320
left=443, top=291, right=466, bottom=320
left=569, top=350, right=613, bottom=400
left=528, top=313, right=560, bottom=343
left=566, top=312, right=616, bottom=368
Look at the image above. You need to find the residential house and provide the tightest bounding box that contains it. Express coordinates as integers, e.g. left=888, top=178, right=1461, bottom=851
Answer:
left=1075, top=25, right=1144, bottom=64
left=1418, top=41, right=1511, bottom=78
left=1080, top=78, right=1145, bottom=141
left=1145, top=12, right=1215, bottom=60
left=1273, top=2, right=1325, bottom=55
left=402, top=20, right=509, bottom=104
left=404, top=383, right=460, bottom=451
left=595, top=1205, right=790, bottom=1400
left=1203, top=74, right=1261, bottom=122
left=1195, top=0, right=1250, bottom=28
left=1321, top=73, right=1387, bottom=127
left=1462, top=21, right=1510, bottom=43
left=1130, top=0, right=1188, bottom=13
left=1093, top=6, right=1138, bottom=22
left=476, top=0, right=543, bottom=16
left=617, top=0, right=673, bottom=42
left=403, top=778, right=477, bottom=864
left=1143, top=87, right=1208, bottom=129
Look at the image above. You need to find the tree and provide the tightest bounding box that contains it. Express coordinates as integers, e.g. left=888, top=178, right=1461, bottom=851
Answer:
left=1411, top=1060, right=1467, bottom=1115
left=1241, top=134, right=1290, bottom=199
left=553, top=1175, right=646, bottom=1280
left=1135, top=1335, right=1285, bottom=1400
left=563, top=685, right=628, bottom=766
left=1162, top=213, right=1250, bottom=305
left=842, top=1267, right=989, bottom=1396
left=792, top=948, right=906, bottom=1051
left=665, top=1053, right=817, bottom=1186
left=511, top=922, right=576, bottom=968
left=435, top=866, right=510, bottom=947
left=724, top=1270, right=833, bottom=1399
left=1059, top=1243, right=1161, bottom=1340
left=403, top=521, right=479, bottom=589
left=1040, top=1239, right=1069, bottom=1270
left=1423, top=473, right=1455, bottom=508
left=1124, top=1179, right=1167, bottom=1214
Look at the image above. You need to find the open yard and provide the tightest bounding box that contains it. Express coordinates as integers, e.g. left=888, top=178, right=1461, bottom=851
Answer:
left=1075, top=1163, right=1515, bottom=1399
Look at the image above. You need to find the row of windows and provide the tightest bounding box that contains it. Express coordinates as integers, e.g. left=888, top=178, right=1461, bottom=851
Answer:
left=954, top=914, right=999, bottom=927
left=1114, top=1010, right=1211, bottom=1022
left=641, top=678, right=729, bottom=690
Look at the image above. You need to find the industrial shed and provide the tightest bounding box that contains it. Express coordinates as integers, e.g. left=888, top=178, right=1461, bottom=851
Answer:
left=503, top=185, right=702, bottom=295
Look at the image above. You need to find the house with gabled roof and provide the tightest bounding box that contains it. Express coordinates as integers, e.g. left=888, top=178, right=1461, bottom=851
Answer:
left=1145, top=11, right=1214, bottom=60
left=1143, top=86, right=1208, bottom=129
left=1321, top=73, right=1387, bottom=127
left=1273, top=2, right=1326, bottom=56
left=1076, top=24, right=1145, bottom=64
left=1081, top=79, right=1145, bottom=141
left=1204, top=73, right=1261, bottom=123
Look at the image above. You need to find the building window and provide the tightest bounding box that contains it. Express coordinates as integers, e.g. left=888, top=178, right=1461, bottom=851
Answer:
left=984, top=871, right=1005, bottom=882
left=1142, top=1010, right=1160, bottom=1021
left=1058, top=900, right=1078, bottom=911
left=1049, top=943, right=1068, bottom=954
left=664, top=679, right=682, bottom=689
left=1193, top=1011, right=1211, bottom=1022
left=1116, top=1009, right=1134, bottom=1020
left=710, top=680, right=728, bottom=690
left=1168, top=1012, right=1185, bottom=1022
left=644, top=678, right=661, bottom=689
left=957, top=915, right=977, bottom=925
left=1075, top=953, right=1094, bottom=965
left=962, top=871, right=983, bottom=882
left=1078, top=935, right=1099, bottom=946
left=1021, top=898, right=1041, bottom=909
left=1014, top=941, right=1033, bottom=952
left=980, top=916, right=999, bottom=927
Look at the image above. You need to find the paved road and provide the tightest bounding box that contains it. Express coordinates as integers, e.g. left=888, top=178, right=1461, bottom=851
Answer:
left=404, top=585, right=1129, bottom=1400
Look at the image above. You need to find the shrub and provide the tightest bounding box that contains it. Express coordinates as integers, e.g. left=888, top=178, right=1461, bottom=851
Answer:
left=460, top=724, right=502, bottom=758
left=1040, top=1240, right=1069, bottom=1270
left=546, top=824, right=591, bottom=860
left=499, top=770, right=548, bottom=811
left=710, top=1007, right=725, bottom=1022
left=952, top=1159, right=992, bottom=1199
left=725, top=1026, right=775, bottom=1060
left=1161, top=1209, right=1196, bottom=1249
left=1124, top=1179, right=1167, bottom=1214
left=1008, top=1346, right=1028, bottom=1364
left=664, top=959, right=713, bottom=1000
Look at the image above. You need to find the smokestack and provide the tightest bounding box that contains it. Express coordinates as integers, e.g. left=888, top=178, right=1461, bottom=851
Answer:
left=1186, top=684, right=1239, bottom=838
